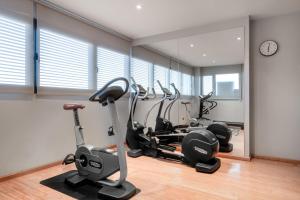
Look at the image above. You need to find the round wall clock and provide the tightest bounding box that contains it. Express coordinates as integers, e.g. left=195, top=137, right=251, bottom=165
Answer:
left=259, top=40, right=278, bottom=56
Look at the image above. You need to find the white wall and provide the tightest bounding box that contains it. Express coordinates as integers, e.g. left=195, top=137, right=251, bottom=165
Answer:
left=204, top=100, right=244, bottom=122
left=189, top=94, right=244, bottom=123
left=251, top=12, right=300, bottom=160
left=0, top=94, right=190, bottom=177
left=0, top=95, right=129, bottom=176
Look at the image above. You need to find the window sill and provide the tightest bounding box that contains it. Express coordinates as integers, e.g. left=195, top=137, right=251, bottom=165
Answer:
left=0, top=85, right=33, bottom=94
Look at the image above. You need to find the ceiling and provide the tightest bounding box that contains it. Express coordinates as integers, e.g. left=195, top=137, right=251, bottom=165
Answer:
left=149, top=27, right=244, bottom=66
left=48, top=0, right=300, bottom=39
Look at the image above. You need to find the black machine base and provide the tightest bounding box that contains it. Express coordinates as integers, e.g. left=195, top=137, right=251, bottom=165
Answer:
left=219, top=143, right=233, bottom=153
left=40, top=170, right=139, bottom=200
left=195, top=158, right=221, bottom=174
left=127, top=149, right=143, bottom=158
left=65, top=171, right=137, bottom=200
left=98, top=181, right=137, bottom=200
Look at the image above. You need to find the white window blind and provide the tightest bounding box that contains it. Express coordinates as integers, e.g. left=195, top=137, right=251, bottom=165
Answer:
left=97, top=47, right=129, bottom=89
left=182, top=73, right=192, bottom=95
left=154, top=65, right=169, bottom=94
left=131, top=58, right=152, bottom=88
left=170, top=69, right=181, bottom=92
left=0, top=15, right=27, bottom=86
left=39, top=29, right=90, bottom=89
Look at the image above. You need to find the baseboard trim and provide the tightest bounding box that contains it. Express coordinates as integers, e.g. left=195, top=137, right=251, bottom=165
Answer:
left=0, top=160, right=62, bottom=183
left=217, top=153, right=251, bottom=161
left=253, top=155, right=300, bottom=165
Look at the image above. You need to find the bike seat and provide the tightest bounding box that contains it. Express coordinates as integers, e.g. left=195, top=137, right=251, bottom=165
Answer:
left=181, top=101, right=191, bottom=105
left=63, top=103, right=85, bottom=110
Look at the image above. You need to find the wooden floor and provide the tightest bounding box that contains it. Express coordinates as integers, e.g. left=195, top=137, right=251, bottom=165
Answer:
left=219, top=130, right=245, bottom=157
left=0, top=157, right=300, bottom=200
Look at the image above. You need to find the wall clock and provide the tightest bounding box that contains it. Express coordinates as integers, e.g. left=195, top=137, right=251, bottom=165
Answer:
left=259, top=40, right=278, bottom=56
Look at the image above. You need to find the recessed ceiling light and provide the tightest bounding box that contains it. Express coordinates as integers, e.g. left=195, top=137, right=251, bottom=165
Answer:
left=237, top=37, right=241, bottom=41
left=136, top=4, right=142, bottom=10
left=190, top=44, right=194, bottom=48
left=202, top=53, right=207, bottom=57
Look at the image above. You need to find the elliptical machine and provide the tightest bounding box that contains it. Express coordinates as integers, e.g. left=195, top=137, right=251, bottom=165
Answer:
left=126, top=77, right=221, bottom=173
left=185, top=92, right=233, bottom=153
left=62, top=77, right=137, bottom=200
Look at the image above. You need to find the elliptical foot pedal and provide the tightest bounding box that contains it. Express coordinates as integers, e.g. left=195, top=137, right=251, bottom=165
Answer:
left=98, top=181, right=137, bottom=200
left=195, top=158, right=221, bottom=173
left=219, top=143, right=233, bottom=153
left=65, top=171, right=87, bottom=187
left=127, top=149, right=143, bottom=158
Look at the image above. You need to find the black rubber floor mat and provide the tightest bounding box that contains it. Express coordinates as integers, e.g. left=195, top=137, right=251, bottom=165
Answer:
left=40, top=170, right=140, bottom=200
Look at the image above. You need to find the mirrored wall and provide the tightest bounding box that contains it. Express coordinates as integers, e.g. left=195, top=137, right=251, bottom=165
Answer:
left=130, top=19, right=249, bottom=159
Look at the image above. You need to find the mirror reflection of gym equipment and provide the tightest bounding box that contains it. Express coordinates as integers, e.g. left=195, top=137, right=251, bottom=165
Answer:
left=0, top=0, right=299, bottom=200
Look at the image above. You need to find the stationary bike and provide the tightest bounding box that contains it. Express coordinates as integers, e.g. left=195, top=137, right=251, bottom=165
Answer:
left=62, top=77, right=137, bottom=200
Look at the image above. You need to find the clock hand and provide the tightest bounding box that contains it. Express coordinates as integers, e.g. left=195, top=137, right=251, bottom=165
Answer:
left=268, top=43, right=270, bottom=52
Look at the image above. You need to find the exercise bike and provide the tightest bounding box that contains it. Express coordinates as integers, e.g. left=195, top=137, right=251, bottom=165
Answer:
left=62, top=77, right=137, bottom=200
left=126, top=77, right=221, bottom=173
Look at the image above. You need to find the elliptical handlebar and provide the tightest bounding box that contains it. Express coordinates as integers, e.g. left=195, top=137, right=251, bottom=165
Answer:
left=157, top=80, right=172, bottom=98
left=147, top=87, right=157, bottom=99
left=199, top=91, right=214, bottom=102
left=130, top=77, right=149, bottom=99
left=89, top=77, right=129, bottom=102
left=164, top=83, right=181, bottom=120
left=170, top=83, right=180, bottom=98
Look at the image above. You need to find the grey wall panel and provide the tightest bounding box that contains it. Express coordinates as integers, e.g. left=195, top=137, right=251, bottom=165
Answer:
left=251, top=12, right=300, bottom=160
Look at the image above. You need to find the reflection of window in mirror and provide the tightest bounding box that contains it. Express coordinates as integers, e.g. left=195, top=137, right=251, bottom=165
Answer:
left=202, top=73, right=241, bottom=99
left=154, top=65, right=169, bottom=94
left=202, top=75, right=213, bottom=95
left=216, top=73, right=240, bottom=98
left=170, top=69, right=181, bottom=92
left=182, top=73, right=192, bottom=96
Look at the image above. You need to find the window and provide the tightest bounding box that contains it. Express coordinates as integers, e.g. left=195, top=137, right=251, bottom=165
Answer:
left=201, top=73, right=241, bottom=99
left=130, top=58, right=152, bottom=88
left=170, top=69, right=181, bottom=93
left=182, top=73, right=192, bottom=96
left=0, top=15, right=27, bottom=86
left=215, top=73, right=240, bottom=98
left=39, top=29, right=90, bottom=89
left=202, top=75, right=213, bottom=95
left=154, top=65, right=169, bottom=94
left=97, top=47, right=129, bottom=89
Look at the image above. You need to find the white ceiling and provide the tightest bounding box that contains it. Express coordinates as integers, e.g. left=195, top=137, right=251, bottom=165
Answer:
left=48, top=0, right=300, bottom=39
left=150, top=27, right=244, bottom=67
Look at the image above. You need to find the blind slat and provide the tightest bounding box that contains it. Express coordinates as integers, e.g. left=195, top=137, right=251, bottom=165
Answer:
left=0, top=15, right=27, bottom=86
left=131, top=58, right=151, bottom=88
left=154, top=65, right=169, bottom=94
left=39, top=29, right=89, bottom=90
left=97, top=47, right=129, bottom=89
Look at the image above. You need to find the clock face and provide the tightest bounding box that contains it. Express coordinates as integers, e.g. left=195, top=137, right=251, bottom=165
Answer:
left=259, top=40, right=278, bottom=56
